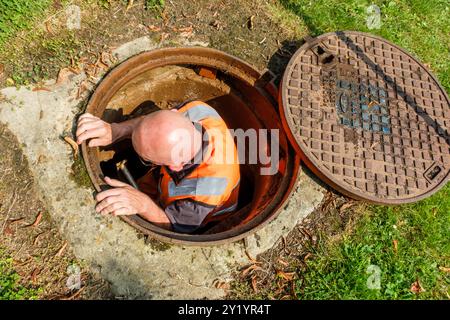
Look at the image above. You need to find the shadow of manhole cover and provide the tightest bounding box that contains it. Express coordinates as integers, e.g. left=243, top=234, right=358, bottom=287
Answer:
left=280, top=31, right=450, bottom=204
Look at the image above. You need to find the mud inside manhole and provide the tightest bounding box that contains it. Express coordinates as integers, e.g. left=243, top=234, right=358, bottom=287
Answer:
left=82, top=48, right=299, bottom=246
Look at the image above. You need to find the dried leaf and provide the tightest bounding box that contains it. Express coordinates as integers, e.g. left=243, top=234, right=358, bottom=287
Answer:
left=439, top=266, right=450, bottom=273
left=160, top=33, right=169, bottom=43
left=304, top=253, right=313, bottom=260
left=0, top=63, right=4, bottom=76
left=244, top=249, right=261, bottom=264
left=31, top=212, right=43, bottom=227
left=339, top=202, right=355, bottom=213
left=76, top=80, right=90, bottom=99
left=210, top=20, right=220, bottom=29
left=393, top=239, right=398, bottom=254
left=276, top=270, right=295, bottom=281
left=291, top=281, right=298, bottom=299
left=213, top=280, right=230, bottom=290
left=247, top=15, right=255, bottom=30
left=64, top=136, right=79, bottom=159
left=410, top=280, right=425, bottom=294
left=32, top=87, right=52, bottom=92
left=20, top=212, right=42, bottom=229
left=176, top=26, right=193, bottom=33
left=95, top=56, right=109, bottom=70
left=126, top=0, right=134, bottom=12
left=55, top=241, right=68, bottom=257
left=3, top=223, right=13, bottom=236
left=147, top=25, right=161, bottom=32
left=161, top=11, right=169, bottom=26
left=68, top=66, right=81, bottom=75
left=180, top=31, right=193, bottom=38
left=300, top=227, right=312, bottom=239
left=251, top=276, right=258, bottom=293
left=241, top=264, right=262, bottom=277
left=368, top=100, right=379, bottom=109
left=33, top=232, right=46, bottom=246
left=30, top=268, right=40, bottom=283
left=45, top=20, right=53, bottom=34
left=16, top=258, right=32, bottom=267
left=100, top=51, right=111, bottom=67
left=277, top=258, right=289, bottom=267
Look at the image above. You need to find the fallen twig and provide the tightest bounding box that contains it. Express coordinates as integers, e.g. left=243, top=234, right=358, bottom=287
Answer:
left=251, top=276, right=258, bottom=293
left=55, top=241, right=68, bottom=257
left=31, top=211, right=43, bottom=227
left=241, top=264, right=263, bottom=277
left=63, top=136, right=79, bottom=159
left=33, top=231, right=47, bottom=246
left=244, top=249, right=261, bottom=264
left=32, top=87, right=52, bottom=92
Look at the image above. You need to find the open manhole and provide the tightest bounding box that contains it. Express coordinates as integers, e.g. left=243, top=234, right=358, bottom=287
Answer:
left=280, top=31, right=450, bottom=204
left=82, top=32, right=449, bottom=245
left=82, top=47, right=299, bottom=245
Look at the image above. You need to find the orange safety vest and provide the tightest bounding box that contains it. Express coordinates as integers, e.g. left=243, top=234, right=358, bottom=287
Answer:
left=159, top=101, right=240, bottom=219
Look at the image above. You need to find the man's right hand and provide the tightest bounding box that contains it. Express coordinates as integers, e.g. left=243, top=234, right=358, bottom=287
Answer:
left=76, top=113, right=114, bottom=147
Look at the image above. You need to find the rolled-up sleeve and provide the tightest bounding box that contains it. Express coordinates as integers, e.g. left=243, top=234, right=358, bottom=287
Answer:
left=164, top=199, right=215, bottom=233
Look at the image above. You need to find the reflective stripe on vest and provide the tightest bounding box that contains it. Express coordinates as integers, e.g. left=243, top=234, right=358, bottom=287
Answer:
left=168, top=177, right=229, bottom=197
left=183, top=103, right=221, bottom=122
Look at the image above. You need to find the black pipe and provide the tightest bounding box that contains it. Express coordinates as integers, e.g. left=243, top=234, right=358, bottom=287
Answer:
left=116, top=160, right=139, bottom=190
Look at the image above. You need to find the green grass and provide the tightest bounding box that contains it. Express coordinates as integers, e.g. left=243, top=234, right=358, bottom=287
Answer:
left=0, top=0, right=52, bottom=46
left=296, top=184, right=450, bottom=299
left=145, top=0, right=165, bottom=11
left=0, top=253, right=41, bottom=300
left=280, top=0, right=450, bottom=92
left=277, top=0, right=450, bottom=300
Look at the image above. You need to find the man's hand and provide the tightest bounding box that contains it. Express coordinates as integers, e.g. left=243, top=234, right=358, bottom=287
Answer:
left=95, top=177, right=172, bottom=229
left=76, top=113, right=113, bottom=147
left=95, top=177, right=152, bottom=216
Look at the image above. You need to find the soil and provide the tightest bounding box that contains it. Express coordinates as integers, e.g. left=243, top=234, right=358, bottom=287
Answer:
left=0, top=0, right=305, bottom=88
left=0, top=124, right=112, bottom=299
left=227, top=190, right=362, bottom=299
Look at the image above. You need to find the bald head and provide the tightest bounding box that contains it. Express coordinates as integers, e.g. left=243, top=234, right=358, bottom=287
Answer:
left=132, top=110, right=202, bottom=171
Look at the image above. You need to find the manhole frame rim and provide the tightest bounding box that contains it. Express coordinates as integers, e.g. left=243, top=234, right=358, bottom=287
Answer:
left=81, top=46, right=300, bottom=246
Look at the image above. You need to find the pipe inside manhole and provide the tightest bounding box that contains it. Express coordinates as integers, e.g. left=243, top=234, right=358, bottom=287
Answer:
left=82, top=47, right=299, bottom=246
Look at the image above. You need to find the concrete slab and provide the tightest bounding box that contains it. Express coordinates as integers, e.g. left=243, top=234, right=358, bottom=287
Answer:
left=0, top=36, right=324, bottom=299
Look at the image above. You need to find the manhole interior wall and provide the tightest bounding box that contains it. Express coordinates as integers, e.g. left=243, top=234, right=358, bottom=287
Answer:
left=82, top=47, right=299, bottom=246
left=281, top=31, right=450, bottom=204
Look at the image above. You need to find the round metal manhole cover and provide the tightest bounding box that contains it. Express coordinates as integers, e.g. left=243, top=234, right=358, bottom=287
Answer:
left=281, top=31, right=450, bottom=204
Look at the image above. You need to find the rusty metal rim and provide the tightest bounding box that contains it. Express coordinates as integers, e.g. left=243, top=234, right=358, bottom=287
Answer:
left=280, top=31, right=450, bottom=204
left=81, top=46, right=300, bottom=246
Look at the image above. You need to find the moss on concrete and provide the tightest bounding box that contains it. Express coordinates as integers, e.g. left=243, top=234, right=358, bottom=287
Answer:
left=69, top=155, right=92, bottom=189
left=146, top=237, right=173, bottom=252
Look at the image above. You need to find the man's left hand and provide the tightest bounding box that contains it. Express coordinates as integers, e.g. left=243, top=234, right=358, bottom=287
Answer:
left=95, top=176, right=152, bottom=216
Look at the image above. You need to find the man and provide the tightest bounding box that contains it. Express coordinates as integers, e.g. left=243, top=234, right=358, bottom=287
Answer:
left=76, top=101, right=240, bottom=233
